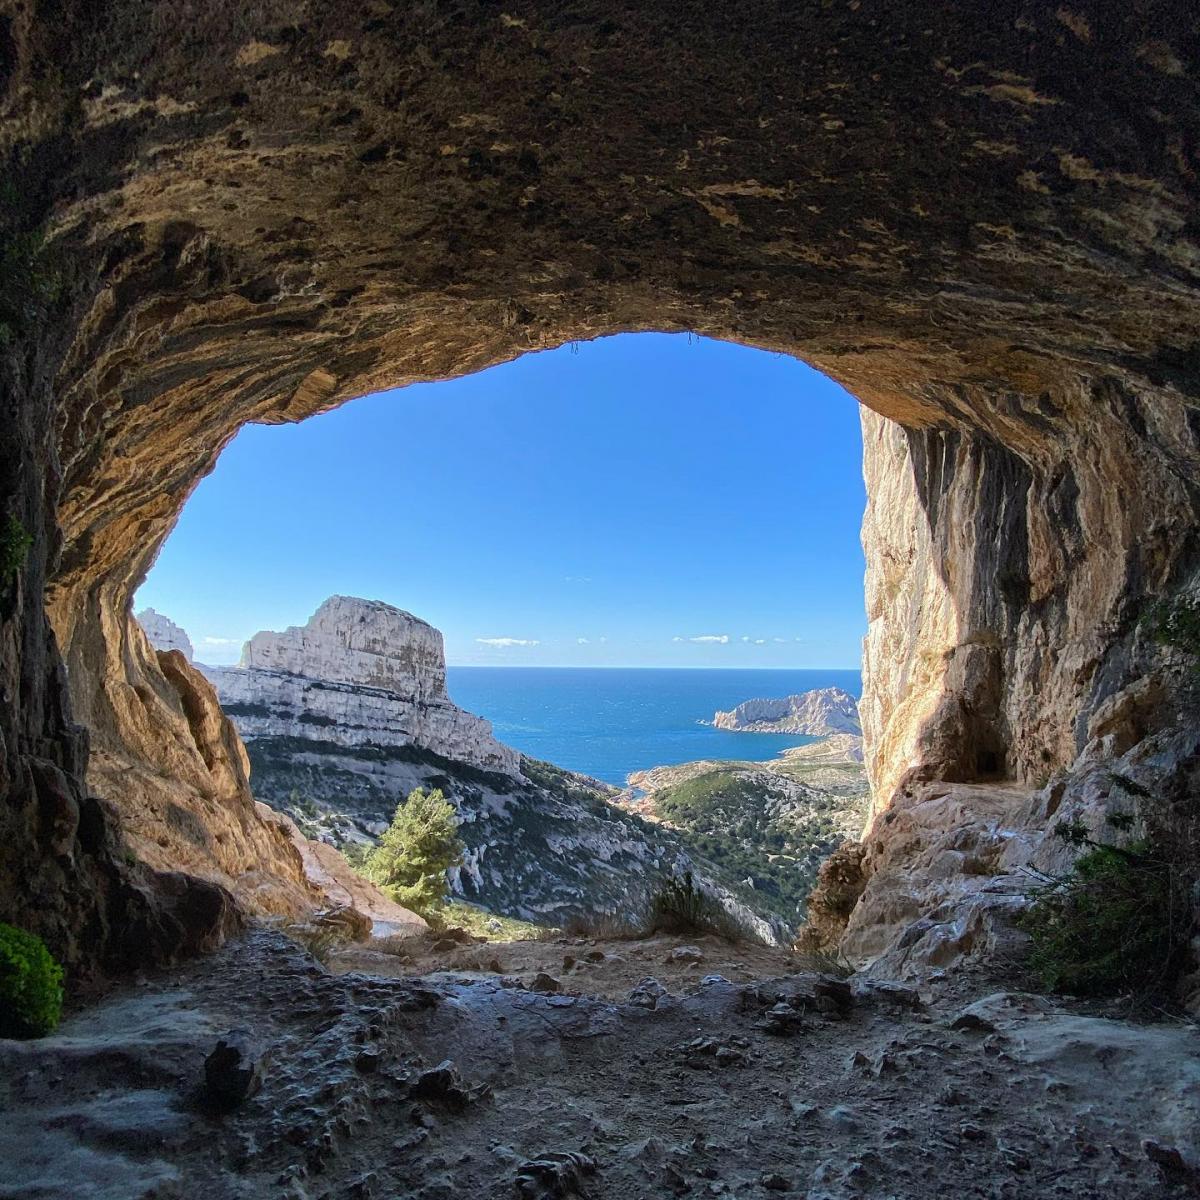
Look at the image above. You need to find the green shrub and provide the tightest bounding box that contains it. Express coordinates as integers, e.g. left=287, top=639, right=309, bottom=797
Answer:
left=363, top=787, right=464, bottom=917
left=1021, top=822, right=1191, bottom=999
left=0, top=924, right=64, bottom=1039
left=557, top=911, right=645, bottom=940
left=1, top=515, right=32, bottom=584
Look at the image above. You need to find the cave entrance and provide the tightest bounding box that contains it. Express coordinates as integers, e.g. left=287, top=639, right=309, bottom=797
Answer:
left=127, top=332, right=876, bottom=937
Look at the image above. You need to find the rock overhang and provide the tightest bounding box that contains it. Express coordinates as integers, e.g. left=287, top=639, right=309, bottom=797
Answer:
left=0, top=0, right=1196, bottom=977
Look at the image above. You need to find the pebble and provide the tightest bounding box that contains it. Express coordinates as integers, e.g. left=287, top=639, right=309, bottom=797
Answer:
left=1143, top=1140, right=1194, bottom=1182
left=410, top=1060, right=471, bottom=1109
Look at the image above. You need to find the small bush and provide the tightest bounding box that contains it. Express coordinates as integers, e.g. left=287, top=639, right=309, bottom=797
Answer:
left=0, top=924, right=64, bottom=1039
left=1021, top=822, right=1191, bottom=999
left=647, top=871, right=758, bottom=943
left=793, top=947, right=855, bottom=979
left=557, top=912, right=645, bottom=941
left=363, top=787, right=464, bottom=917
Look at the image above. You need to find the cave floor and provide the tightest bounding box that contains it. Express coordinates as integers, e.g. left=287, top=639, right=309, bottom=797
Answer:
left=1, top=929, right=1197, bottom=1199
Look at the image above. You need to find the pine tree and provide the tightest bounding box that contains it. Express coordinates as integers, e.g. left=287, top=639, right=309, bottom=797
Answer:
left=365, top=787, right=464, bottom=915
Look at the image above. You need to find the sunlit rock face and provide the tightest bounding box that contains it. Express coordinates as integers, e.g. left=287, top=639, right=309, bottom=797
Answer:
left=2, top=1, right=1198, bottom=975
left=240, top=597, right=447, bottom=704
left=198, top=598, right=520, bottom=776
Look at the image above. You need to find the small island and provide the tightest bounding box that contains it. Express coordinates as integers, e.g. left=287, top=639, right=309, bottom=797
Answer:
left=712, top=685, right=860, bottom=736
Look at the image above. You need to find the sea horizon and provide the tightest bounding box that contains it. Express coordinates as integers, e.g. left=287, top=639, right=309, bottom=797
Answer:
left=444, top=663, right=862, bottom=671
left=445, top=666, right=862, bottom=786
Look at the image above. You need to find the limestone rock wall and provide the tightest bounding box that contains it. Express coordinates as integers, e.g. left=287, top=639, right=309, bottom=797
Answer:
left=860, top=370, right=1200, bottom=808
left=83, top=617, right=321, bottom=917
left=240, top=597, right=447, bottom=703
left=1, top=0, right=1199, bottom=976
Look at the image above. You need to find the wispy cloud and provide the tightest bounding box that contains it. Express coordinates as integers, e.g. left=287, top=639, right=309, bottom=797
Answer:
left=577, top=637, right=590, bottom=645
left=563, top=575, right=592, bottom=584
left=476, top=637, right=540, bottom=648
left=773, top=637, right=787, bottom=644
left=203, top=636, right=241, bottom=646
left=673, top=634, right=729, bottom=645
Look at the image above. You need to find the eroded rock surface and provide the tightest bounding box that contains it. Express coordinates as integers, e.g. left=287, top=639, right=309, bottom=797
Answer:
left=1, top=930, right=1196, bottom=1199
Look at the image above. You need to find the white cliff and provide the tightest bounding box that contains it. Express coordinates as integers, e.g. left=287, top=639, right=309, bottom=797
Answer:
left=155, top=597, right=518, bottom=776
left=136, top=607, right=194, bottom=661
left=713, top=686, right=861, bottom=736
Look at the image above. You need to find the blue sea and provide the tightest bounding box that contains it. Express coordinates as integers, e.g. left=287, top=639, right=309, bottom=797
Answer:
left=444, top=668, right=862, bottom=786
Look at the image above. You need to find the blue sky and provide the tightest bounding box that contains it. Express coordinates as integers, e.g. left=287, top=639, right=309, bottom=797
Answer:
left=136, top=334, right=867, bottom=667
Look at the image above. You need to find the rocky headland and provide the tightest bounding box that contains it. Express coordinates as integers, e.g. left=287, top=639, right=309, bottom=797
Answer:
left=199, top=596, right=520, bottom=776
left=713, top=686, right=862, bottom=736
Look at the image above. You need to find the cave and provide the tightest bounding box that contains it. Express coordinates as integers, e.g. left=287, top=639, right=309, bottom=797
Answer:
left=2, top=2, right=1199, bottom=993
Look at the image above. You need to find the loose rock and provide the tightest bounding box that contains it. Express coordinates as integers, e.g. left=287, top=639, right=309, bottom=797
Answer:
left=203, top=1029, right=264, bottom=1110
left=628, top=977, right=669, bottom=1009
left=515, top=1150, right=597, bottom=1199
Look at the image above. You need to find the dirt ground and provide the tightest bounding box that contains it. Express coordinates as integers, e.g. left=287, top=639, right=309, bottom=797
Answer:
left=2, top=926, right=1198, bottom=1199
left=328, top=928, right=826, bottom=1002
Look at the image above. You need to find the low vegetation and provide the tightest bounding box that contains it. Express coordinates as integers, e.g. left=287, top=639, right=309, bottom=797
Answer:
left=1143, top=591, right=1200, bottom=664
left=362, top=787, right=464, bottom=917
left=646, top=871, right=761, bottom=942
left=1, top=514, right=32, bottom=584
left=0, top=923, right=64, bottom=1039
left=1021, top=814, right=1193, bottom=1001
left=647, top=768, right=865, bottom=928
left=431, top=901, right=547, bottom=941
